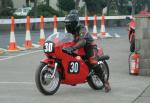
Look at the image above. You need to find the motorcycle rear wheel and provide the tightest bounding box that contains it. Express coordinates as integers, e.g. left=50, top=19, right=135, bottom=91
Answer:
left=35, top=63, right=60, bottom=95
left=87, top=61, right=109, bottom=90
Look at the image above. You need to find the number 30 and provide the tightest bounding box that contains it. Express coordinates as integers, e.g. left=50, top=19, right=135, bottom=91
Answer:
left=69, top=62, right=79, bottom=73
left=44, top=42, right=53, bottom=52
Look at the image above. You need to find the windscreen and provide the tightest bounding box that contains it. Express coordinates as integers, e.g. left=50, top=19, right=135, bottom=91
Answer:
left=46, top=32, right=74, bottom=44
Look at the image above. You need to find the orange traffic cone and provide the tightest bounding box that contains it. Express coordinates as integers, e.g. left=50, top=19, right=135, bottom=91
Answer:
left=53, top=15, right=57, bottom=33
left=85, top=16, right=88, bottom=32
left=64, top=15, right=67, bottom=33
left=8, top=16, right=19, bottom=52
left=92, top=15, right=98, bottom=39
left=100, top=15, right=106, bottom=36
left=99, top=15, right=112, bottom=38
left=39, top=16, right=45, bottom=46
left=24, top=16, right=33, bottom=49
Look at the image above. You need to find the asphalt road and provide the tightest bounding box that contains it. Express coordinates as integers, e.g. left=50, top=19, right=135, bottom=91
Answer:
left=0, top=27, right=127, bottom=49
left=0, top=35, right=150, bottom=103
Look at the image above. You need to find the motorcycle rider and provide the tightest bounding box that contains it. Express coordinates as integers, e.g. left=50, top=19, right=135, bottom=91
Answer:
left=63, top=10, right=111, bottom=92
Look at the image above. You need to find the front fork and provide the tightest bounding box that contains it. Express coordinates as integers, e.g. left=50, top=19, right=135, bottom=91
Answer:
left=41, top=58, right=58, bottom=78
left=51, top=62, right=58, bottom=78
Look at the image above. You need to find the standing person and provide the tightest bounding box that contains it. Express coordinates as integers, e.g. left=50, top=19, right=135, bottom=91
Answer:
left=126, top=17, right=135, bottom=52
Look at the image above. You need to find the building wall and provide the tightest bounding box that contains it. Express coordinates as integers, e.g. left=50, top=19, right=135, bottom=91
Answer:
left=135, top=15, right=150, bottom=76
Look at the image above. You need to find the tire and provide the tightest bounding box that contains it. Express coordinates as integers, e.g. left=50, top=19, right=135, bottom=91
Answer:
left=87, top=61, right=109, bottom=90
left=103, top=61, right=109, bottom=81
left=35, top=63, right=60, bottom=95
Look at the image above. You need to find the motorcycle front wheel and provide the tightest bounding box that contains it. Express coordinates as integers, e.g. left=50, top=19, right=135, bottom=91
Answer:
left=87, top=61, right=109, bottom=90
left=35, top=63, right=60, bottom=95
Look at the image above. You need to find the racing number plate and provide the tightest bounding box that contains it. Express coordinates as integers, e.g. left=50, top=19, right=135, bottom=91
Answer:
left=44, top=42, right=54, bottom=53
left=68, top=61, right=80, bottom=74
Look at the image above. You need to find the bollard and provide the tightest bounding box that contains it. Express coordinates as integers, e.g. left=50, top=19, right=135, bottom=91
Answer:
left=8, top=16, right=19, bottom=52
left=24, top=16, right=33, bottom=49
left=39, top=16, right=45, bottom=46
left=53, top=15, right=57, bottom=33
left=85, top=16, right=88, bottom=32
left=135, top=14, right=150, bottom=76
left=92, top=15, right=98, bottom=39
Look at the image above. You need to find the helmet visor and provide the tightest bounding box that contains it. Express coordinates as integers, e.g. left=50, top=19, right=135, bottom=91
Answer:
left=65, top=21, right=77, bottom=34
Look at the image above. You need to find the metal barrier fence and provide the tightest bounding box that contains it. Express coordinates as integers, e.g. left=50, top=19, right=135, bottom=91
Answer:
left=0, top=15, right=132, bottom=24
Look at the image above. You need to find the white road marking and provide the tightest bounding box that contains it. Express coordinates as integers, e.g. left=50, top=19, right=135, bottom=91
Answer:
left=0, top=56, right=14, bottom=57
left=0, top=48, right=7, bottom=51
left=114, top=33, right=121, bottom=38
left=0, top=50, right=42, bottom=61
left=0, top=82, right=34, bottom=85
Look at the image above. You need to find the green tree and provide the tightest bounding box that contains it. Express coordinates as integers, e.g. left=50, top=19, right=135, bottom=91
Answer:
left=106, top=0, right=132, bottom=15
left=45, top=0, right=50, bottom=6
left=84, top=0, right=107, bottom=15
left=26, top=0, right=30, bottom=7
left=26, top=0, right=35, bottom=7
left=1, top=0, right=13, bottom=8
left=57, top=0, right=75, bottom=12
left=106, top=0, right=120, bottom=16
left=0, top=0, right=14, bottom=17
left=116, top=0, right=129, bottom=15
left=135, top=0, right=150, bottom=13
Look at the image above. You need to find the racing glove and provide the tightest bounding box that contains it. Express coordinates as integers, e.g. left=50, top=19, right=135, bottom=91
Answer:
left=63, top=39, right=86, bottom=54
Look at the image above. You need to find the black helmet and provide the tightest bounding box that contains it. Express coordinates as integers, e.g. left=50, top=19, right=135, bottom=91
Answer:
left=64, top=14, right=80, bottom=35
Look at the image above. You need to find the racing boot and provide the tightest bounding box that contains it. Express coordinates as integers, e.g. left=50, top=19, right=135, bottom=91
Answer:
left=104, top=80, right=111, bottom=93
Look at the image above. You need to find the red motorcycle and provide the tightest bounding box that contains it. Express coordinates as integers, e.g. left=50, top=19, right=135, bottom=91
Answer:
left=35, top=32, right=110, bottom=95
